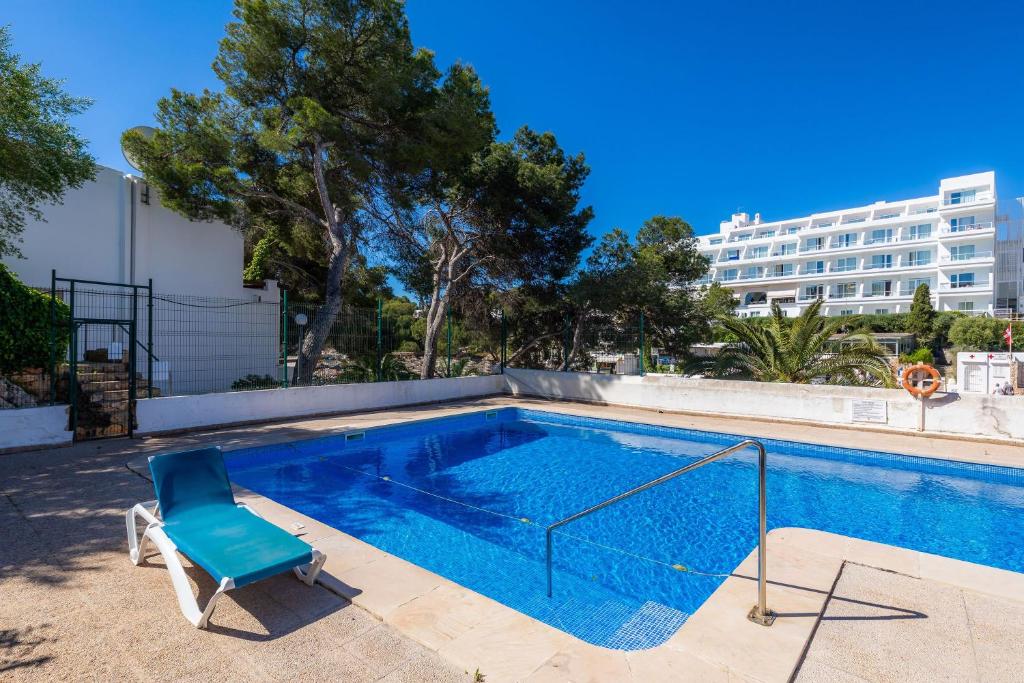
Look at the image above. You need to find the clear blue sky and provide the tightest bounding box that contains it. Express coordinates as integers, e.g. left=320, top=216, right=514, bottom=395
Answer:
left=6, top=0, right=1024, bottom=239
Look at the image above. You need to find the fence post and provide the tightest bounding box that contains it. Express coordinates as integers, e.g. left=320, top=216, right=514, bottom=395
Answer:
left=280, top=289, right=288, bottom=388
left=562, top=315, right=570, bottom=371
left=49, top=269, right=56, bottom=405
left=500, top=309, right=506, bottom=374
left=376, top=298, right=383, bottom=382
left=147, top=279, right=153, bottom=398
left=446, top=305, right=452, bottom=377
left=639, top=310, right=645, bottom=376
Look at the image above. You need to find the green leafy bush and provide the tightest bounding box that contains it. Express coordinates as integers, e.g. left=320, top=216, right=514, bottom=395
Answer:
left=0, top=264, right=70, bottom=372
left=947, top=317, right=1004, bottom=351
left=899, top=348, right=935, bottom=365
left=230, top=374, right=279, bottom=391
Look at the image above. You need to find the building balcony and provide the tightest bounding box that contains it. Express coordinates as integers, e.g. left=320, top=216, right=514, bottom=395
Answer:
left=829, top=292, right=857, bottom=300
left=939, top=251, right=993, bottom=264
left=941, top=191, right=994, bottom=207
left=862, top=236, right=896, bottom=246
left=939, top=222, right=994, bottom=235
left=864, top=263, right=894, bottom=270
left=797, top=294, right=824, bottom=302
left=938, top=282, right=991, bottom=292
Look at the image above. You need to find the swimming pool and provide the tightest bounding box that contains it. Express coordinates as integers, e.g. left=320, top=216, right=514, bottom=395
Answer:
left=226, top=408, right=1024, bottom=650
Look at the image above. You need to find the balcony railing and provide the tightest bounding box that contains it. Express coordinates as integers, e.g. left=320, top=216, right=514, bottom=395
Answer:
left=830, top=241, right=858, bottom=249
left=942, top=191, right=994, bottom=206
left=799, top=245, right=826, bottom=253
left=864, top=262, right=894, bottom=270
left=797, top=294, right=824, bottom=302
left=940, top=222, right=994, bottom=234
left=862, top=236, right=896, bottom=246
left=939, top=282, right=984, bottom=291
left=829, top=292, right=857, bottom=300
left=863, top=291, right=894, bottom=298
left=940, top=251, right=993, bottom=263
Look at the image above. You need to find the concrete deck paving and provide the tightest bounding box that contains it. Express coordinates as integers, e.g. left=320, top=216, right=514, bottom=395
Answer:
left=2, top=396, right=1023, bottom=681
left=796, top=563, right=1024, bottom=682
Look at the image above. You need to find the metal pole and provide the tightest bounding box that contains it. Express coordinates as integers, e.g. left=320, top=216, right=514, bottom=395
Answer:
left=128, top=320, right=136, bottom=438
left=147, top=278, right=153, bottom=398
left=562, top=315, right=570, bottom=371
left=49, top=269, right=56, bottom=405
left=376, top=298, right=383, bottom=382
left=446, top=305, right=452, bottom=377
left=281, top=290, right=289, bottom=388
left=639, top=310, right=645, bottom=376
left=500, top=310, right=506, bottom=374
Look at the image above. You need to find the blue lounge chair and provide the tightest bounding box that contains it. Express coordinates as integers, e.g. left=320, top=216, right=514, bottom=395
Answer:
left=126, top=446, right=326, bottom=628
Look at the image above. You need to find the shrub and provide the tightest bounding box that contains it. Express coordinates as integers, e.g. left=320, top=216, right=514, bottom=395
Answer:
left=899, top=348, right=935, bottom=365
left=0, top=264, right=71, bottom=373
left=947, top=317, right=1003, bottom=351
left=231, top=374, right=279, bottom=391
left=932, top=311, right=965, bottom=346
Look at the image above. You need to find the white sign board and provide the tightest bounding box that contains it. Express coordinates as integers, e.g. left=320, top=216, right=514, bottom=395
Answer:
left=851, top=399, right=887, bottom=424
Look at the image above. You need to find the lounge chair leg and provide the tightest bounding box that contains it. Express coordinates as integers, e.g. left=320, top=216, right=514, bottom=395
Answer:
left=135, top=522, right=235, bottom=629
left=126, top=502, right=159, bottom=565
left=293, top=549, right=326, bottom=586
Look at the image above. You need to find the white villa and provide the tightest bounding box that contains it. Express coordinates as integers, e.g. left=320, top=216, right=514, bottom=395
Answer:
left=696, top=172, right=1022, bottom=318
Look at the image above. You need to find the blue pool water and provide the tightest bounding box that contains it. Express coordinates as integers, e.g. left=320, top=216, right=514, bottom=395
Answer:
left=226, top=408, right=1024, bottom=649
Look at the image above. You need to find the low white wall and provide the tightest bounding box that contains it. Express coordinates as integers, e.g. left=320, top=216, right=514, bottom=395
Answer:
left=136, top=374, right=507, bottom=435
left=0, top=405, right=71, bottom=452
left=505, top=369, right=1024, bottom=442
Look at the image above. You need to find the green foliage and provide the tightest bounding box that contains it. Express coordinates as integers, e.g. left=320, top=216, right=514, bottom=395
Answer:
left=0, top=264, right=70, bottom=372
left=230, top=374, right=280, bottom=391
left=947, top=317, right=1005, bottom=351
left=699, top=282, right=738, bottom=342
left=0, top=27, right=96, bottom=257
left=691, top=300, right=895, bottom=387
left=899, top=348, right=935, bottom=365
left=932, top=311, right=965, bottom=346
left=243, top=232, right=277, bottom=281
left=906, top=284, right=936, bottom=343
left=340, top=353, right=416, bottom=383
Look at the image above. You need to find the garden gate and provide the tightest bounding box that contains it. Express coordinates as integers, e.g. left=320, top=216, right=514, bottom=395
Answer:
left=50, top=274, right=155, bottom=440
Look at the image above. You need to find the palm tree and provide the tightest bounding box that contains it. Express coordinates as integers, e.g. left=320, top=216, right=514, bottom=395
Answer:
left=692, top=300, right=895, bottom=387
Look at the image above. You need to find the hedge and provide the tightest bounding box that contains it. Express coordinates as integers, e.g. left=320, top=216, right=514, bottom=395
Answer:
left=0, top=264, right=71, bottom=373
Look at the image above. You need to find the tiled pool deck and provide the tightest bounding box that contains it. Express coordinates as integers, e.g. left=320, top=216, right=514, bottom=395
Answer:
left=3, top=396, right=1023, bottom=681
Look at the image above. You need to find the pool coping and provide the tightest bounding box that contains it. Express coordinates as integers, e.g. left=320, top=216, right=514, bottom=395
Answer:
left=128, top=398, right=1024, bottom=682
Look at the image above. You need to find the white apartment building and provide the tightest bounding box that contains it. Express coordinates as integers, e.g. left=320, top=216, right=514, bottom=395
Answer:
left=696, top=172, right=1013, bottom=317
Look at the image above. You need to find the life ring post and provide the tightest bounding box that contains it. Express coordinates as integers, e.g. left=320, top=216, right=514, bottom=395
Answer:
left=901, top=362, right=941, bottom=432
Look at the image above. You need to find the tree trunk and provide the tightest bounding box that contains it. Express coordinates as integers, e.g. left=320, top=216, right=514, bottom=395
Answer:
left=293, top=245, right=348, bottom=385
left=420, top=294, right=449, bottom=379
left=559, top=311, right=586, bottom=371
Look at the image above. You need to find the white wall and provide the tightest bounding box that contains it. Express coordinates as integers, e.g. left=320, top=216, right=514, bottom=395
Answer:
left=0, top=406, right=71, bottom=452
left=3, top=165, right=256, bottom=300
left=136, top=374, right=507, bottom=435
left=504, top=369, right=1024, bottom=441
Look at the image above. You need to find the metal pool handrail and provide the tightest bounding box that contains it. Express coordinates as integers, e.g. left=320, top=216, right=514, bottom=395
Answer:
left=544, top=438, right=776, bottom=626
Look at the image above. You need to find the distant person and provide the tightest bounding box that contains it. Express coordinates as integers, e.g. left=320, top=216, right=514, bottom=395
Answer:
left=1002, top=381, right=1015, bottom=396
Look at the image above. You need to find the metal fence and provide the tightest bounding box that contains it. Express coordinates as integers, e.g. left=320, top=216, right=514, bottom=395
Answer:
left=0, top=281, right=663, bottom=414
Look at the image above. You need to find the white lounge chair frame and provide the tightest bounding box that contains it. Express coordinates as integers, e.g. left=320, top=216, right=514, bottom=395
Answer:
left=126, top=500, right=326, bottom=629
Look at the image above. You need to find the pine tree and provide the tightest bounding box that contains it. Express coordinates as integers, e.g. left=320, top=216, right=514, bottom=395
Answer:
left=907, top=283, right=936, bottom=346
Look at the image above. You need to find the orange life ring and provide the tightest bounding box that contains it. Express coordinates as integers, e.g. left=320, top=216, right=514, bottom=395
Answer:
left=902, top=363, right=941, bottom=398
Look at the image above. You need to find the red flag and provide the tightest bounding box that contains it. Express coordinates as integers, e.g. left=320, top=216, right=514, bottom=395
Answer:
left=1006, top=325, right=1013, bottom=347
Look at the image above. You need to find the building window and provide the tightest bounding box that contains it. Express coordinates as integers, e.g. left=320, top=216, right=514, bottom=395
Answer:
left=905, top=278, right=931, bottom=295
left=744, top=292, right=767, bottom=305
left=805, top=260, right=825, bottom=274
left=775, top=296, right=796, bottom=304
left=834, top=257, right=857, bottom=272
left=709, top=238, right=722, bottom=245
left=803, top=284, right=824, bottom=300
left=947, top=189, right=976, bottom=205
left=949, top=245, right=975, bottom=261
left=908, top=250, right=930, bottom=266
left=832, top=283, right=856, bottom=299
left=866, top=228, right=893, bottom=245
left=736, top=233, right=752, bottom=241
left=744, top=266, right=763, bottom=280
left=907, top=223, right=932, bottom=240
left=773, top=263, right=794, bottom=277
left=775, top=243, right=796, bottom=256
left=950, top=272, right=975, bottom=288
left=839, top=309, right=855, bottom=316
left=875, top=309, right=889, bottom=315
left=758, top=230, right=775, bottom=239
left=749, top=246, right=768, bottom=259
left=725, top=249, right=740, bottom=260
left=957, top=301, right=975, bottom=312
left=804, top=237, right=824, bottom=251
left=720, top=269, right=738, bottom=281
left=833, top=233, right=857, bottom=248
left=870, top=280, right=892, bottom=297
left=869, top=254, right=893, bottom=269
left=949, top=216, right=976, bottom=232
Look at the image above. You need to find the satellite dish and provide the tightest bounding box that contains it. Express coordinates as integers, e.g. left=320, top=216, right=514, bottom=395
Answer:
left=121, top=125, right=156, bottom=172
